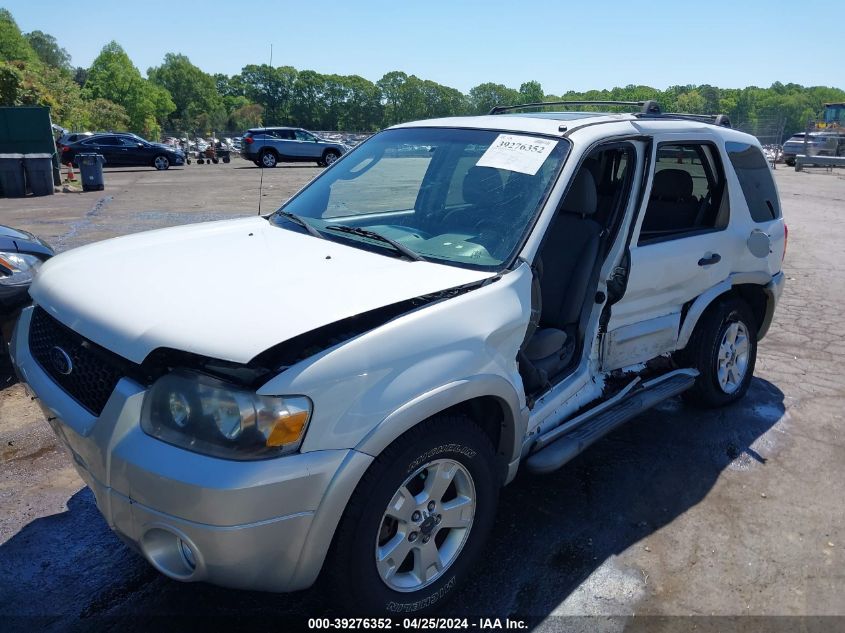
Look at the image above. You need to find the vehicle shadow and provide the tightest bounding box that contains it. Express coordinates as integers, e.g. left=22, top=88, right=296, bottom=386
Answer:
left=0, top=378, right=785, bottom=628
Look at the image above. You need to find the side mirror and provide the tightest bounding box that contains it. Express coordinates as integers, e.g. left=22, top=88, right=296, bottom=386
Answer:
left=137, top=143, right=144, bottom=147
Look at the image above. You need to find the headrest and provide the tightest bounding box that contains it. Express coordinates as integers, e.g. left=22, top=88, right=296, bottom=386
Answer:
left=652, top=169, right=694, bottom=200
left=561, top=169, right=597, bottom=216
left=462, top=166, right=504, bottom=207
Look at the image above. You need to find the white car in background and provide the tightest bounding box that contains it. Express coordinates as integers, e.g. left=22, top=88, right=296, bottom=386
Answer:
left=12, top=100, right=785, bottom=614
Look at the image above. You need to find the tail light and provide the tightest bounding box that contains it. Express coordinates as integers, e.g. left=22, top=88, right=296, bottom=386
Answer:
left=782, top=223, right=788, bottom=261
left=244, top=137, right=254, bottom=145
left=60, top=145, right=69, bottom=152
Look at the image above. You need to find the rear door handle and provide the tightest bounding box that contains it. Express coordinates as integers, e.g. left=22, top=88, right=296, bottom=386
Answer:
left=698, top=253, right=721, bottom=266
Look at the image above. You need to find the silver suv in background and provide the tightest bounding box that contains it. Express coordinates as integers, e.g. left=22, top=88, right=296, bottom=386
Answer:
left=241, top=127, right=350, bottom=168
left=781, top=132, right=839, bottom=166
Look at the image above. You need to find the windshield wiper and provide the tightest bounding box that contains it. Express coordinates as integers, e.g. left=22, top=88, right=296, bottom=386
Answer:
left=323, top=225, right=424, bottom=261
left=276, top=211, right=325, bottom=239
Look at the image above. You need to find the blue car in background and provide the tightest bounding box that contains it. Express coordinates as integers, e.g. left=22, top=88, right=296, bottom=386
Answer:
left=241, top=127, right=350, bottom=168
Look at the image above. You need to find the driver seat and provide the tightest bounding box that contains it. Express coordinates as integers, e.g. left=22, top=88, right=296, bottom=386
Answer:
left=522, top=169, right=601, bottom=386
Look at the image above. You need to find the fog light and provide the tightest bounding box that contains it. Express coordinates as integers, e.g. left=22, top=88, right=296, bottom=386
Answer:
left=178, top=538, right=196, bottom=570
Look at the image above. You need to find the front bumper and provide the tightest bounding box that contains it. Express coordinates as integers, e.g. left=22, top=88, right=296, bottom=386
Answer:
left=11, top=306, right=372, bottom=592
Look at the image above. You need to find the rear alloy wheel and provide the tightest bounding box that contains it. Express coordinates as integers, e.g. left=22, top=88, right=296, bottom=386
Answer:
left=327, top=414, right=498, bottom=614
left=153, top=155, right=170, bottom=170
left=260, top=151, right=277, bottom=168
left=323, top=150, right=340, bottom=167
left=681, top=297, right=757, bottom=408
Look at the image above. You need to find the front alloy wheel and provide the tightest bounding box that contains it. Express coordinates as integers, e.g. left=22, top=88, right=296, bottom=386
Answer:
left=328, top=414, right=498, bottom=614
left=376, top=458, right=476, bottom=592
left=324, top=150, right=340, bottom=166
left=154, top=155, right=170, bottom=170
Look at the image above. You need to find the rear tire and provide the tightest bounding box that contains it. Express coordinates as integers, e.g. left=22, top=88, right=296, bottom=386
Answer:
left=327, top=414, right=498, bottom=614
left=260, top=150, right=277, bottom=168
left=680, top=297, right=758, bottom=408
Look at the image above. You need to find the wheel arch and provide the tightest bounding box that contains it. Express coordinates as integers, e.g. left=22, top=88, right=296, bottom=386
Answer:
left=354, top=374, right=527, bottom=486
left=677, top=272, right=776, bottom=350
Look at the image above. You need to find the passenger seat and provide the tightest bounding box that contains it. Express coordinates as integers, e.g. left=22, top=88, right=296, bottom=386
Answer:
left=523, top=169, right=601, bottom=385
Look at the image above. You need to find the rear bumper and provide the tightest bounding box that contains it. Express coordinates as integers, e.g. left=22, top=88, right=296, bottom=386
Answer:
left=759, top=271, right=785, bottom=340
left=11, top=306, right=373, bottom=592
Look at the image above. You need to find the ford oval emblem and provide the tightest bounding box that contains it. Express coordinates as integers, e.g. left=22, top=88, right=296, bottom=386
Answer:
left=49, top=346, right=73, bottom=376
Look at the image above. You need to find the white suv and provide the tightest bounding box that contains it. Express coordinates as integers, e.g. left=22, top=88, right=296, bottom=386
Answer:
left=11, top=101, right=785, bottom=614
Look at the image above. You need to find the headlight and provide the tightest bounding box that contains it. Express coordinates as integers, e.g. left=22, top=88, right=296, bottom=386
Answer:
left=140, top=370, right=312, bottom=460
left=0, top=252, right=43, bottom=285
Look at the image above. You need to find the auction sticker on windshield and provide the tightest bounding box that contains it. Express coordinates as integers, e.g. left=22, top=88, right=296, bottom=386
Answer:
left=476, top=134, right=557, bottom=175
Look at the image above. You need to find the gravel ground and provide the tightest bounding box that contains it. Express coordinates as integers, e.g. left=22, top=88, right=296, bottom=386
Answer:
left=0, top=162, right=843, bottom=631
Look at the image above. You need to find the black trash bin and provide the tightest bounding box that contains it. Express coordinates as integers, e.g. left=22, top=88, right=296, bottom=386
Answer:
left=78, top=153, right=105, bottom=192
left=0, top=153, right=26, bottom=198
left=23, top=153, right=55, bottom=197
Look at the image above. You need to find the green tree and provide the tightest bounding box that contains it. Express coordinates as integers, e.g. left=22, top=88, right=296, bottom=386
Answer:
left=0, top=59, right=87, bottom=129
left=468, top=82, right=520, bottom=114
left=82, top=98, right=130, bottom=131
left=84, top=41, right=174, bottom=136
left=236, top=64, right=297, bottom=125
left=377, top=71, right=408, bottom=125
left=148, top=53, right=224, bottom=131
left=24, top=30, right=71, bottom=71
left=290, top=69, right=328, bottom=128
left=519, top=80, right=544, bottom=104
left=73, top=66, right=88, bottom=87
left=676, top=90, right=707, bottom=113
left=0, top=9, right=36, bottom=62
left=229, top=102, right=263, bottom=130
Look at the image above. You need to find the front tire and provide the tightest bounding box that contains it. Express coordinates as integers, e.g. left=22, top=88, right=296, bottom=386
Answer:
left=681, top=297, right=758, bottom=408
left=327, top=414, right=498, bottom=614
left=323, top=150, right=340, bottom=167
left=153, top=155, right=170, bottom=170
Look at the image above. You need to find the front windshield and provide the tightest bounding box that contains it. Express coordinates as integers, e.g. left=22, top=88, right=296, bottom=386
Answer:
left=271, top=127, right=569, bottom=269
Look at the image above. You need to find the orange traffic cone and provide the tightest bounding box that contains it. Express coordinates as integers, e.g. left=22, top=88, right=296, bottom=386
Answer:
left=66, top=162, right=77, bottom=181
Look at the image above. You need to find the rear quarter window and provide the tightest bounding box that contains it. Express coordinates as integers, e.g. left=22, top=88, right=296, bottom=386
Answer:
left=726, top=142, right=781, bottom=222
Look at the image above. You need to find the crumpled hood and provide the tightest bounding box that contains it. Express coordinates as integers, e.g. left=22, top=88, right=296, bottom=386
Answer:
left=30, top=217, right=492, bottom=364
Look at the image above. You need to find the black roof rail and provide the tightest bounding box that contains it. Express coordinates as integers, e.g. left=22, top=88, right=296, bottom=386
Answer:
left=636, top=112, right=732, bottom=128
left=488, top=100, right=662, bottom=115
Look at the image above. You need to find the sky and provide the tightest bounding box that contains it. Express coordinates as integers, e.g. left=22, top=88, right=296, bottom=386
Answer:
left=4, top=0, right=841, bottom=93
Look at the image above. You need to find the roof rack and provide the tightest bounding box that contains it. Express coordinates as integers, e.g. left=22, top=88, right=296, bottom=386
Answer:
left=644, top=112, right=732, bottom=128
left=489, top=100, right=662, bottom=115
left=488, top=99, right=732, bottom=128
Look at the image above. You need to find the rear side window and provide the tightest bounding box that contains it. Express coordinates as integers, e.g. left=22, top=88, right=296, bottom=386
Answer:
left=725, top=142, right=781, bottom=221
left=639, top=142, right=727, bottom=243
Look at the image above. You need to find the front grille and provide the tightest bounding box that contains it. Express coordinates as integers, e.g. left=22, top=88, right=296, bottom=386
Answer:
left=28, top=307, right=126, bottom=416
